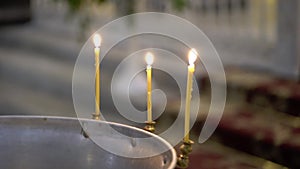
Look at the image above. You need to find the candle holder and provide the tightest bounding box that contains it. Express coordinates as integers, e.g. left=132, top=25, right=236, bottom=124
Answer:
left=176, top=139, right=194, bottom=169
left=92, top=113, right=100, bottom=120
left=144, top=121, right=156, bottom=133
left=81, top=128, right=89, bottom=138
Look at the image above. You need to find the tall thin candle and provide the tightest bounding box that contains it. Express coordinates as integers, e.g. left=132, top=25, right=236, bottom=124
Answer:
left=93, top=34, right=101, bottom=120
left=184, top=48, right=198, bottom=142
left=145, top=52, right=154, bottom=122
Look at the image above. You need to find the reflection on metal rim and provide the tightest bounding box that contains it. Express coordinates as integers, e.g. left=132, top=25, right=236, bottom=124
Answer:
left=0, top=116, right=176, bottom=169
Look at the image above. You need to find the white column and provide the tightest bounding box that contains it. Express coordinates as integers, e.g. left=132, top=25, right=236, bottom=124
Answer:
left=275, top=0, right=299, bottom=79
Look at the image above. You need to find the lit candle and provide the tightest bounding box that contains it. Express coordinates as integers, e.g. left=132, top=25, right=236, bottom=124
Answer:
left=145, top=52, right=154, bottom=122
left=93, top=34, right=102, bottom=119
left=184, top=48, right=198, bottom=142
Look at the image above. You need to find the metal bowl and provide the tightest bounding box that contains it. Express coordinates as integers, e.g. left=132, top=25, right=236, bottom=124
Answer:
left=0, top=116, right=176, bottom=169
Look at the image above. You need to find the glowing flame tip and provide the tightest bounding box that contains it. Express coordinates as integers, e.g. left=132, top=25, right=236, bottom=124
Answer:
left=145, top=52, right=154, bottom=65
left=93, top=34, right=102, bottom=47
left=188, top=48, right=198, bottom=65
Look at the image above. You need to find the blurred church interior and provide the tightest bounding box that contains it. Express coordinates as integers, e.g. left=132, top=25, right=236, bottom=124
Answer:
left=0, top=0, right=299, bottom=168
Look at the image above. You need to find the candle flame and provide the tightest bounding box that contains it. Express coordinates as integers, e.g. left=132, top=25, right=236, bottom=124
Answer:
left=188, top=48, right=198, bottom=65
left=145, top=52, right=154, bottom=65
left=93, top=34, right=102, bottom=47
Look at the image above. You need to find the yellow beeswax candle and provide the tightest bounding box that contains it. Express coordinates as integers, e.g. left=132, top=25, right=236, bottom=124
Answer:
left=145, top=52, right=154, bottom=122
left=184, top=48, right=198, bottom=142
left=93, top=34, right=102, bottom=119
